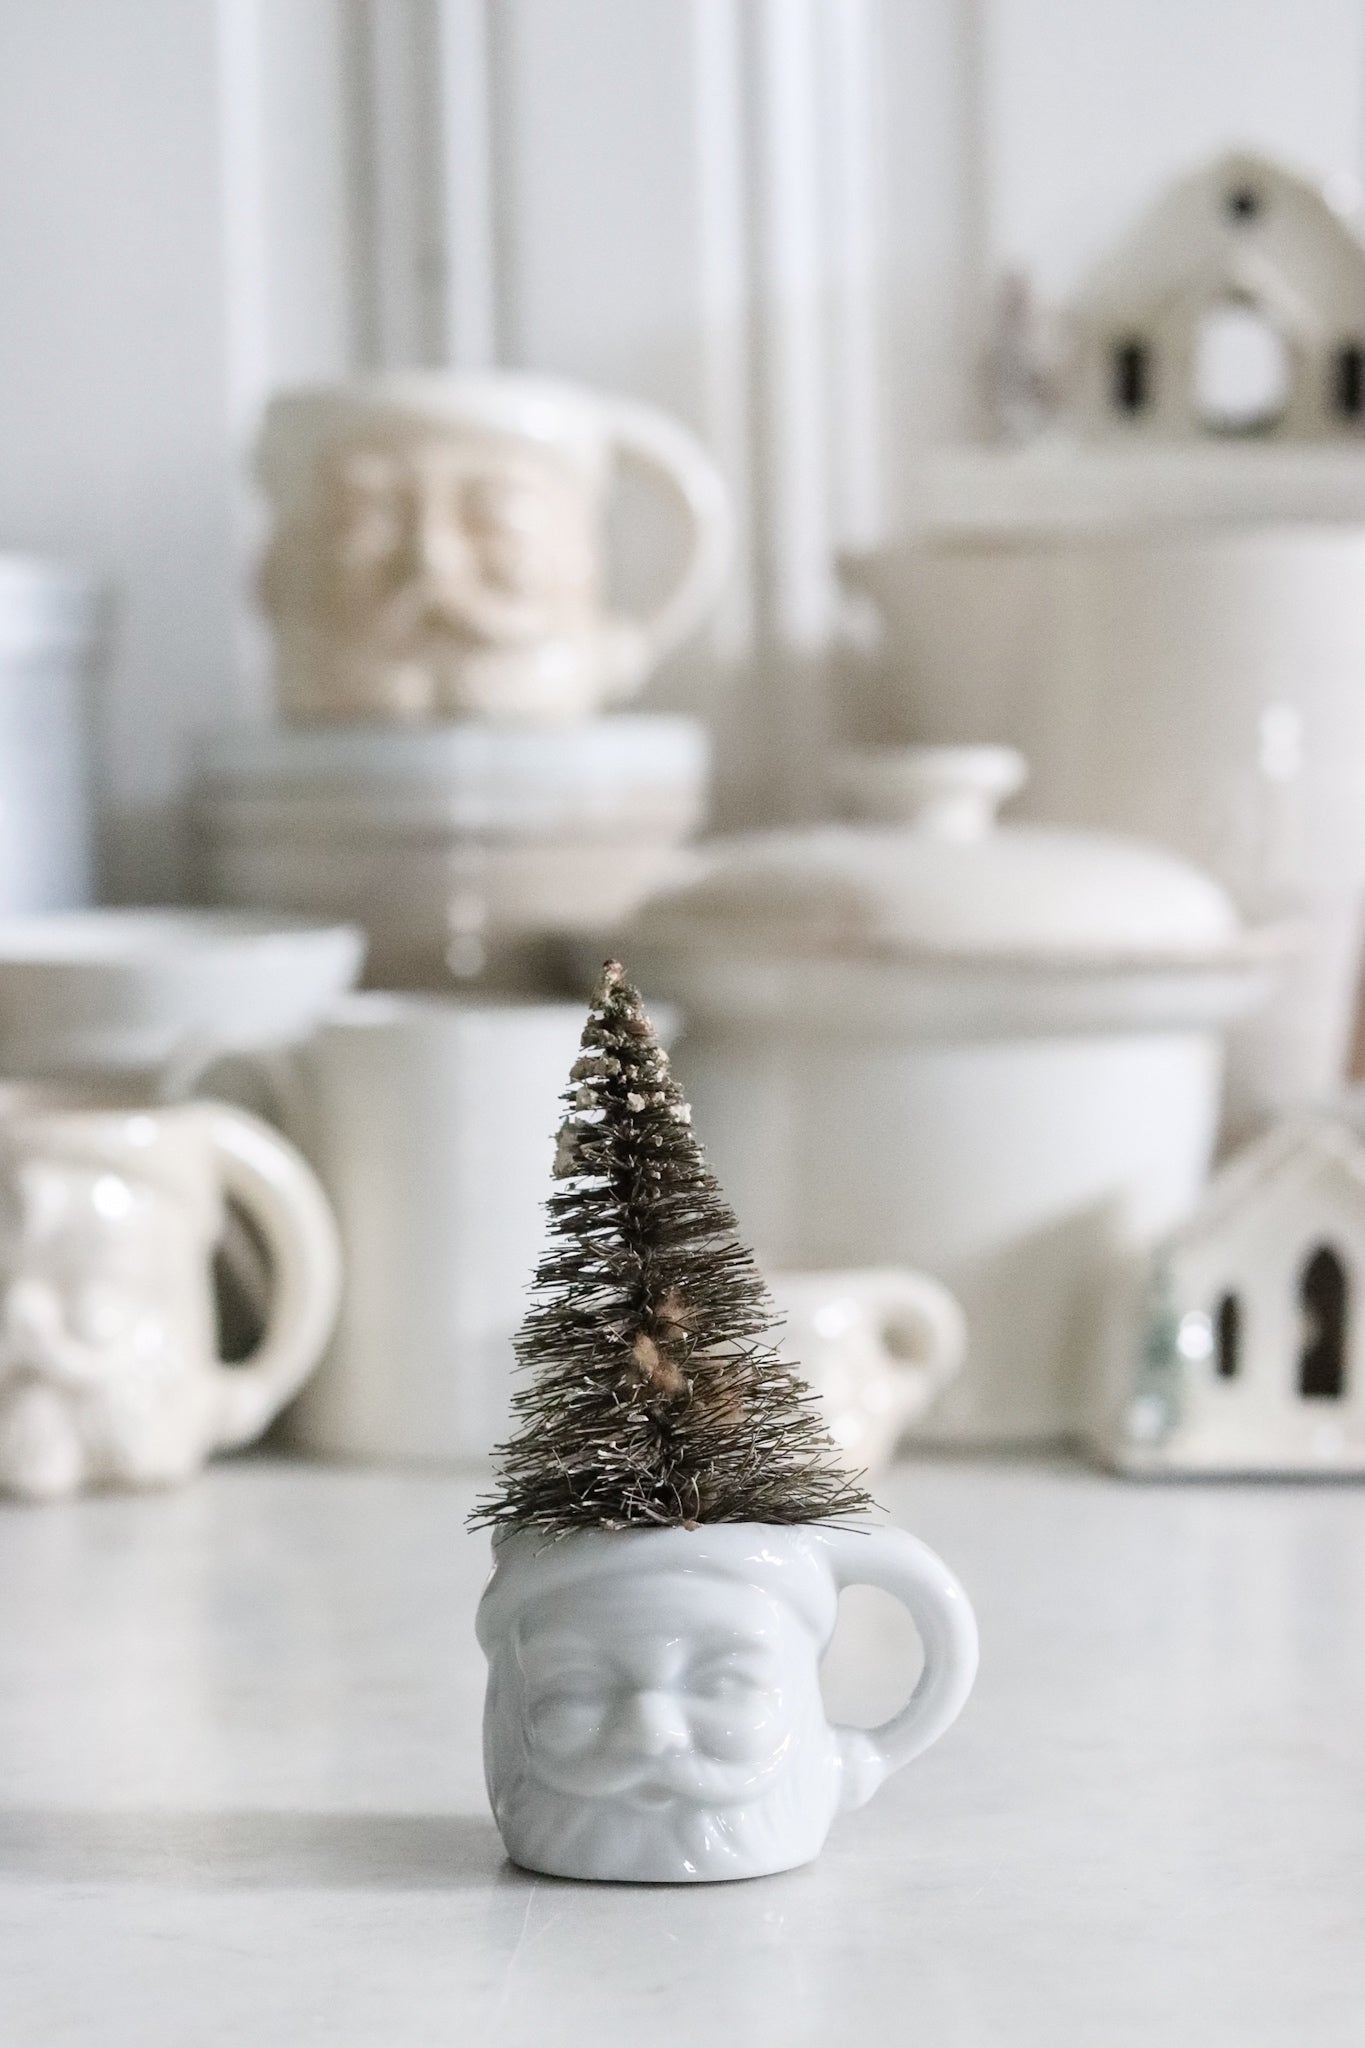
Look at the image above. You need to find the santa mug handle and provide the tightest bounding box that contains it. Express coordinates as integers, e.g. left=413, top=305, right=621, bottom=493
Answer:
left=603, top=397, right=734, bottom=682
left=817, top=1525, right=979, bottom=1811
left=202, top=1103, right=343, bottom=1453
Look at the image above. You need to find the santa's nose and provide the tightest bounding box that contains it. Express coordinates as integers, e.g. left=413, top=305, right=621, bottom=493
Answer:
left=613, top=1688, right=688, bottom=1757
left=399, top=492, right=467, bottom=580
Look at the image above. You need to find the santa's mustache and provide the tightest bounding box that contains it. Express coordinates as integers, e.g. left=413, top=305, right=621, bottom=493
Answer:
left=361, top=573, right=546, bottom=648
left=0, top=1285, right=117, bottom=1391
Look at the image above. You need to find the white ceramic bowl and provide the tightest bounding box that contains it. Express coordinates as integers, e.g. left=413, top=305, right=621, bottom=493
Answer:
left=192, top=718, right=709, bottom=990
left=0, top=909, right=365, bottom=1082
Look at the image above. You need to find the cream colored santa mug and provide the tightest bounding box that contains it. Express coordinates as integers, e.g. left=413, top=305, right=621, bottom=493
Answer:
left=0, top=1089, right=341, bottom=1501
left=258, top=371, right=733, bottom=724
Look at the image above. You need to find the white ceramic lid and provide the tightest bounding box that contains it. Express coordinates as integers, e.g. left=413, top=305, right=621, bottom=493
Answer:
left=634, top=747, right=1241, bottom=965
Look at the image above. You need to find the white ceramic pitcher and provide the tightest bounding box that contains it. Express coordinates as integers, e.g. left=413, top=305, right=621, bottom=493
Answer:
left=0, top=1090, right=341, bottom=1500
left=769, top=1267, right=966, bottom=1471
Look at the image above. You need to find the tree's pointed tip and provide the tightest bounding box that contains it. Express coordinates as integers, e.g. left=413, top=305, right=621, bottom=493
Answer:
left=591, top=958, right=626, bottom=1002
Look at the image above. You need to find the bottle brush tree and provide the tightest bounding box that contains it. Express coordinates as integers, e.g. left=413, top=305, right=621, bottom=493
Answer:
left=471, top=960, right=873, bottom=1534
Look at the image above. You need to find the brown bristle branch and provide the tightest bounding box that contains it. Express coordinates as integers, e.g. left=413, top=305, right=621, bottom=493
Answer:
left=469, top=959, right=873, bottom=1534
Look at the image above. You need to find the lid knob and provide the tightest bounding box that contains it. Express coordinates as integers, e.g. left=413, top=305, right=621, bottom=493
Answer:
left=834, top=745, right=1028, bottom=841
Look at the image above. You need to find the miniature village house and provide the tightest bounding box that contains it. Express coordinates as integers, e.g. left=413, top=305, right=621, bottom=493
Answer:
left=1072, top=150, right=1365, bottom=441
left=1117, top=1111, right=1365, bottom=1474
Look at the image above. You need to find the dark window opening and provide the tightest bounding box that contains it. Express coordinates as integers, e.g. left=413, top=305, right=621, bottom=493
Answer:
left=1299, top=1244, right=1348, bottom=1400
left=1215, top=1292, right=1241, bottom=1379
left=1334, top=343, right=1365, bottom=418
left=1225, top=184, right=1263, bottom=224
left=1112, top=338, right=1150, bottom=414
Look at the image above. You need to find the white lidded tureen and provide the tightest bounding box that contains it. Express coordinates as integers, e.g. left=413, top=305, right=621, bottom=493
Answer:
left=621, top=746, right=1280, bottom=1444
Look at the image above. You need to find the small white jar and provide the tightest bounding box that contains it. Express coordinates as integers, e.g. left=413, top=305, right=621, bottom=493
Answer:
left=476, top=1518, right=977, bottom=1884
left=623, top=746, right=1279, bottom=1444
left=0, top=556, right=100, bottom=911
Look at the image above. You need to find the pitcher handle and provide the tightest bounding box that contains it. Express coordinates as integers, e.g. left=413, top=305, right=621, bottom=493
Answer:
left=817, top=1524, right=978, bottom=1812
left=203, top=1102, right=342, bottom=1450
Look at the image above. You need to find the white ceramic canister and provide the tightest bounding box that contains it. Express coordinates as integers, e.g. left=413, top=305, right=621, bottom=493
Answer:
left=0, top=556, right=101, bottom=911
left=192, top=718, right=708, bottom=991
left=265, top=993, right=586, bottom=1464
left=842, top=461, right=1365, bottom=1136
left=622, top=745, right=1278, bottom=1445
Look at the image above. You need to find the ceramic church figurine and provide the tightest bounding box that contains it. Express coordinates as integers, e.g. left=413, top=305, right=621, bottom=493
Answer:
left=1100, top=1104, right=1365, bottom=1476
left=471, top=962, right=978, bottom=1884
left=1071, top=149, right=1365, bottom=442
left=257, top=373, right=733, bottom=724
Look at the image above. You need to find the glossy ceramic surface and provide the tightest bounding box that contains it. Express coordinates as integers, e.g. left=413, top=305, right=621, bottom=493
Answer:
left=476, top=1519, right=978, bottom=1883
left=0, top=1096, right=340, bottom=1500
left=639, top=744, right=1249, bottom=972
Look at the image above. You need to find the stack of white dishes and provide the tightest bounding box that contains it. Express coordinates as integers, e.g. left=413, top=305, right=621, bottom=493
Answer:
left=190, top=371, right=729, bottom=995
left=191, top=717, right=709, bottom=990
left=0, top=554, right=102, bottom=911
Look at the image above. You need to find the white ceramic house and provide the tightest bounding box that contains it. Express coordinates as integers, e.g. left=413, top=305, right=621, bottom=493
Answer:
left=1072, top=149, right=1365, bottom=440
left=1112, top=1110, right=1365, bottom=1473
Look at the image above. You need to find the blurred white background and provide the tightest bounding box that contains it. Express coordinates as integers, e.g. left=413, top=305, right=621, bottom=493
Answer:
left=0, top=0, right=1359, bottom=891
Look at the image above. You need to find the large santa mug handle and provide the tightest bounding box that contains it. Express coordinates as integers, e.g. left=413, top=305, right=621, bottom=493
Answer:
left=815, top=1523, right=980, bottom=1810
left=602, top=397, right=734, bottom=688
left=203, top=1103, right=343, bottom=1452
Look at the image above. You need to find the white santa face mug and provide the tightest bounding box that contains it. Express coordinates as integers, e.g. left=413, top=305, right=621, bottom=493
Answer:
left=477, top=1519, right=978, bottom=1883
left=0, top=1088, right=341, bottom=1501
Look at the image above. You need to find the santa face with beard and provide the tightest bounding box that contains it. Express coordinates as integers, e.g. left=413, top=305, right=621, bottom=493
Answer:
left=482, top=1563, right=844, bottom=1883
left=262, top=423, right=616, bottom=720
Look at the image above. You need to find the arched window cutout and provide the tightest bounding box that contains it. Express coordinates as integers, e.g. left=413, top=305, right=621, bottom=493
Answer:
left=1215, top=1292, right=1241, bottom=1379
left=1111, top=337, right=1150, bottom=414
left=1299, top=1245, right=1348, bottom=1400
left=1334, top=342, right=1365, bottom=419
left=1192, top=297, right=1291, bottom=434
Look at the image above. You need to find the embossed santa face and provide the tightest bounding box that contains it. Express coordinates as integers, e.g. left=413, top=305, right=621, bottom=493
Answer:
left=0, top=1157, right=216, bottom=1500
left=313, top=427, right=599, bottom=655
left=482, top=1554, right=843, bottom=1883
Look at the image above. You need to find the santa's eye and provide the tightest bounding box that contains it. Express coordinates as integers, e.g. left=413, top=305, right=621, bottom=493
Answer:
left=687, top=1658, right=765, bottom=1701
left=527, top=1691, right=606, bottom=1755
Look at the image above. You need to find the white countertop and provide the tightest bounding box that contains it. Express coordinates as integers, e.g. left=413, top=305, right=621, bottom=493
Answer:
left=0, top=1455, right=1360, bottom=2048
